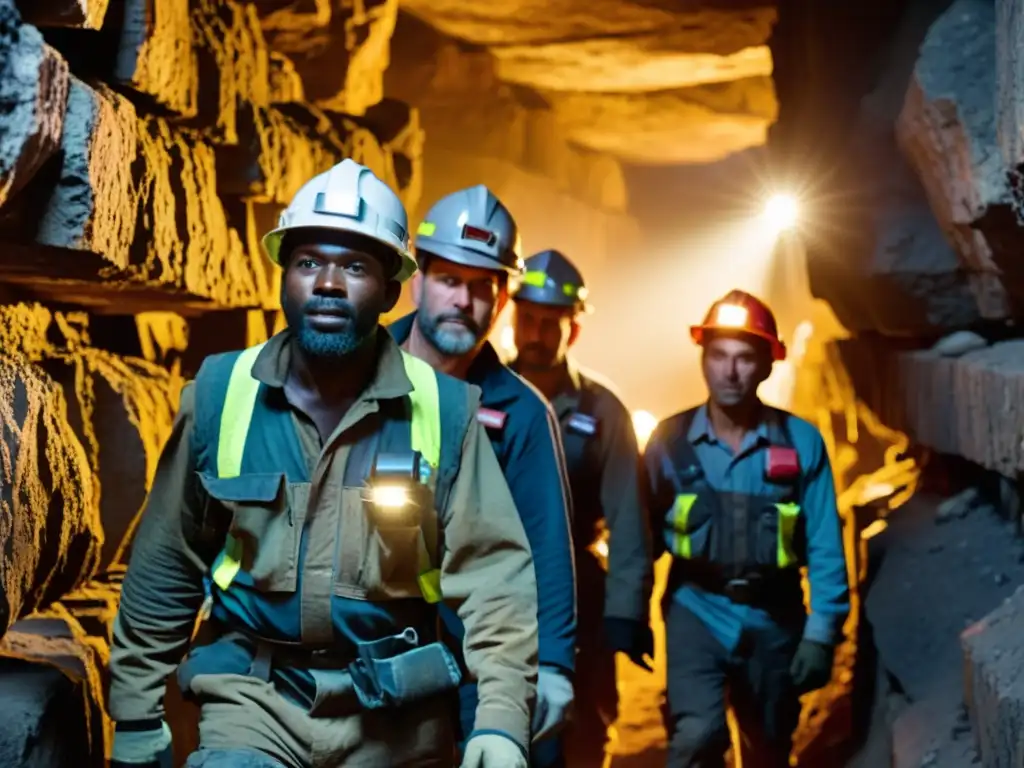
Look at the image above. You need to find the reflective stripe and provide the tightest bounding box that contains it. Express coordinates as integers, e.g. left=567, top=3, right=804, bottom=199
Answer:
left=671, top=494, right=698, bottom=558
left=401, top=351, right=443, bottom=604
left=521, top=270, right=547, bottom=288
left=775, top=502, right=801, bottom=568
left=417, top=221, right=437, bottom=237
left=211, top=343, right=265, bottom=591
left=400, top=352, right=441, bottom=468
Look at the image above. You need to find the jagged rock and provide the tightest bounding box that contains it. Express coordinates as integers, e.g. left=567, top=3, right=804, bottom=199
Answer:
left=897, top=0, right=1019, bottom=314
left=132, top=117, right=260, bottom=306
left=0, top=609, right=108, bottom=767
left=16, top=0, right=109, bottom=29
left=996, top=0, right=1024, bottom=212
left=0, top=6, right=70, bottom=209
left=359, top=99, right=425, bottom=214
left=268, top=51, right=303, bottom=104
left=931, top=330, right=988, bottom=357
left=0, top=304, right=180, bottom=570
left=188, top=0, right=270, bottom=145
left=255, top=0, right=399, bottom=116
left=0, top=345, right=102, bottom=635
left=399, top=2, right=777, bottom=164
left=218, top=104, right=342, bottom=204
left=962, top=585, right=1024, bottom=768
left=838, top=338, right=1024, bottom=478
left=36, top=78, right=138, bottom=269
left=114, top=0, right=196, bottom=117
left=386, top=15, right=628, bottom=212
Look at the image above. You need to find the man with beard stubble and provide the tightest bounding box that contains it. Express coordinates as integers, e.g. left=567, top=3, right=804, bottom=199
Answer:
left=388, top=186, right=577, bottom=767
left=644, top=290, right=849, bottom=768
left=108, top=160, right=539, bottom=768
left=510, top=249, right=655, bottom=767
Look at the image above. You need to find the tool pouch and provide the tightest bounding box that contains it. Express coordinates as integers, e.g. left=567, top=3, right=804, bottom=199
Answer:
left=348, top=627, right=463, bottom=710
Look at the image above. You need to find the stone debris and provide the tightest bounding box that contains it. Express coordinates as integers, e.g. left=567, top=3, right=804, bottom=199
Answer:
left=931, top=330, right=989, bottom=358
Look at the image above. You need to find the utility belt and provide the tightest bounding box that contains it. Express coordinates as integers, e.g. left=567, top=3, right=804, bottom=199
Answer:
left=668, top=559, right=803, bottom=610
left=179, top=619, right=462, bottom=717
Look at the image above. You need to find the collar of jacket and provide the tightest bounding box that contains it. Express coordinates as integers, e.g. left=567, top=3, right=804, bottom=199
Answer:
left=388, top=311, right=520, bottom=409
left=251, top=327, right=416, bottom=402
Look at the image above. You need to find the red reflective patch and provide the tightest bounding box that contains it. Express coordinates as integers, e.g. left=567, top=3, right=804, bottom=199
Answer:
left=462, top=224, right=495, bottom=245
left=477, top=408, right=508, bottom=431
left=766, top=446, right=800, bottom=480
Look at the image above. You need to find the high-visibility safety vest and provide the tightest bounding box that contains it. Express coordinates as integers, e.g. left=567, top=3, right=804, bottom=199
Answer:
left=659, top=407, right=806, bottom=579
left=191, top=341, right=468, bottom=612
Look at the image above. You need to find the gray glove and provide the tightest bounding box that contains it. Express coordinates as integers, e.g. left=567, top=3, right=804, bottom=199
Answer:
left=532, top=665, right=574, bottom=742
left=461, top=734, right=527, bottom=768
left=110, top=721, right=172, bottom=768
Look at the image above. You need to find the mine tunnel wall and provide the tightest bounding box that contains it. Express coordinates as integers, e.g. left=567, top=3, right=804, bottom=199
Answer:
left=0, top=0, right=1023, bottom=766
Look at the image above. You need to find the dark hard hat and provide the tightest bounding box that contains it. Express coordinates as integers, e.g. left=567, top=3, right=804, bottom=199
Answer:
left=414, top=185, right=524, bottom=274
left=690, top=289, right=786, bottom=361
left=513, top=249, right=591, bottom=311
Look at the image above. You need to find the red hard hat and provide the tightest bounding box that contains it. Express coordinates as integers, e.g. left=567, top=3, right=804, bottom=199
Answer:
left=690, top=290, right=786, bottom=361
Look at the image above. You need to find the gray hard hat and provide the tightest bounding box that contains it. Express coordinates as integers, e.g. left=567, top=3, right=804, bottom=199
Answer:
left=414, top=185, right=524, bottom=274
left=513, top=249, right=591, bottom=311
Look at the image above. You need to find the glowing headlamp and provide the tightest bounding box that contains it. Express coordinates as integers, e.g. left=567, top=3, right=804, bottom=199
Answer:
left=715, top=303, right=749, bottom=329
left=367, top=452, right=424, bottom=524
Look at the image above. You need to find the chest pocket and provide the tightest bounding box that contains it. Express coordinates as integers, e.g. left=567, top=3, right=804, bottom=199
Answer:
left=334, top=482, right=436, bottom=602
left=200, top=472, right=306, bottom=593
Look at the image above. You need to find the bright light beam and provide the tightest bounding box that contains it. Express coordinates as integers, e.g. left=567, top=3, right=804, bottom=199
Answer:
left=762, top=193, right=799, bottom=233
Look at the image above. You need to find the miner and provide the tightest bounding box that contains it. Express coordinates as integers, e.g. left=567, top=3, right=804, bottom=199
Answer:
left=388, top=187, right=577, bottom=765
left=107, top=159, right=538, bottom=768
left=644, top=290, right=849, bottom=768
left=509, top=249, right=655, bottom=767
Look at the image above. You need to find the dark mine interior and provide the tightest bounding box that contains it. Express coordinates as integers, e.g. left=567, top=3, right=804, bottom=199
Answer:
left=1, top=0, right=1023, bottom=767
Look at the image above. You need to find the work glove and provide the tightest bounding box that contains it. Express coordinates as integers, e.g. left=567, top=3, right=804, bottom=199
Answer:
left=789, top=639, right=834, bottom=695
left=110, top=720, right=173, bottom=768
left=460, top=733, right=528, bottom=768
left=532, top=665, right=574, bottom=742
left=604, top=616, right=655, bottom=672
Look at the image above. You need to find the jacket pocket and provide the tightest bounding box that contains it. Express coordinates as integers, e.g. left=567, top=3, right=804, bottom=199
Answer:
left=199, top=472, right=301, bottom=593
left=334, top=485, right=427, bottom=601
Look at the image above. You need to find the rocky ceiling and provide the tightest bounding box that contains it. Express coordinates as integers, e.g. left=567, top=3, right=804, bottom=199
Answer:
left=398, top=0, right=779, bottom=166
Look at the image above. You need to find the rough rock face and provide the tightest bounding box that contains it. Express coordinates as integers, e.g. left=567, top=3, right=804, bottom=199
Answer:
left=996, top=0, right=1024, bottom=214
left=399, top=1, right=776, bottom=165
left=0, top=4, right=69, bottom=209
left=0, top=353, right=101, bottom=637
left=15, top=0, right=109, bottom=29
left=962, top=585, right=1024, bottom=768
left=896, top=0, right=1017, bottom=317
left=838, top=337, right=1024, bottom=478
left=115, top=0, right=196, bottom=117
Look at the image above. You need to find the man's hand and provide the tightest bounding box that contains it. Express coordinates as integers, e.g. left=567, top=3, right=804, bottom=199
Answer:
left=604, top=617, right=655, bottom=672
left=532, top=665, right=574, bottom=742
left=110, top=720, right=173, bottom=768
left=461, top=734, right=528, bottom=768
left=789, top=639, right=834, bottom=694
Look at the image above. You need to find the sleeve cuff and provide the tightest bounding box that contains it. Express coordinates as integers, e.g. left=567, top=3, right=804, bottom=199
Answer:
left=467, top=729, right=528, bottom=759
left=803, top=612, right=841, bottom=646
left=474, top=707, right=530, bottom=752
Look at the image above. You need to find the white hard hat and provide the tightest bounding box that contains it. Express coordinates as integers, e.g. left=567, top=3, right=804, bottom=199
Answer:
left=261, top=158, right=417, bottom=282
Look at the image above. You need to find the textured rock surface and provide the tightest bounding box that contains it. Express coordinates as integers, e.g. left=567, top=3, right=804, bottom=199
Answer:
left=36, top=78, right=138, bottom=269
left=16, top=0, right=109, bottom=29
left=0, top=349, right=102, bottom=635
left=963, top=584, right=1024, bottom=768
left=0, top=608, right=110, bottom=767
left=395, top=2, right=777, bottom=166
left=897, top=0, right=1019, bottom=314
left=996, top=0, right=1024, bottom=211
left=838, top=338, right=1024, bottom=478
left=0, top=5, right=69, bottom=209
left=114, top=0, right=196, bottom=117
left=255, top=0, right=399, bottom=117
